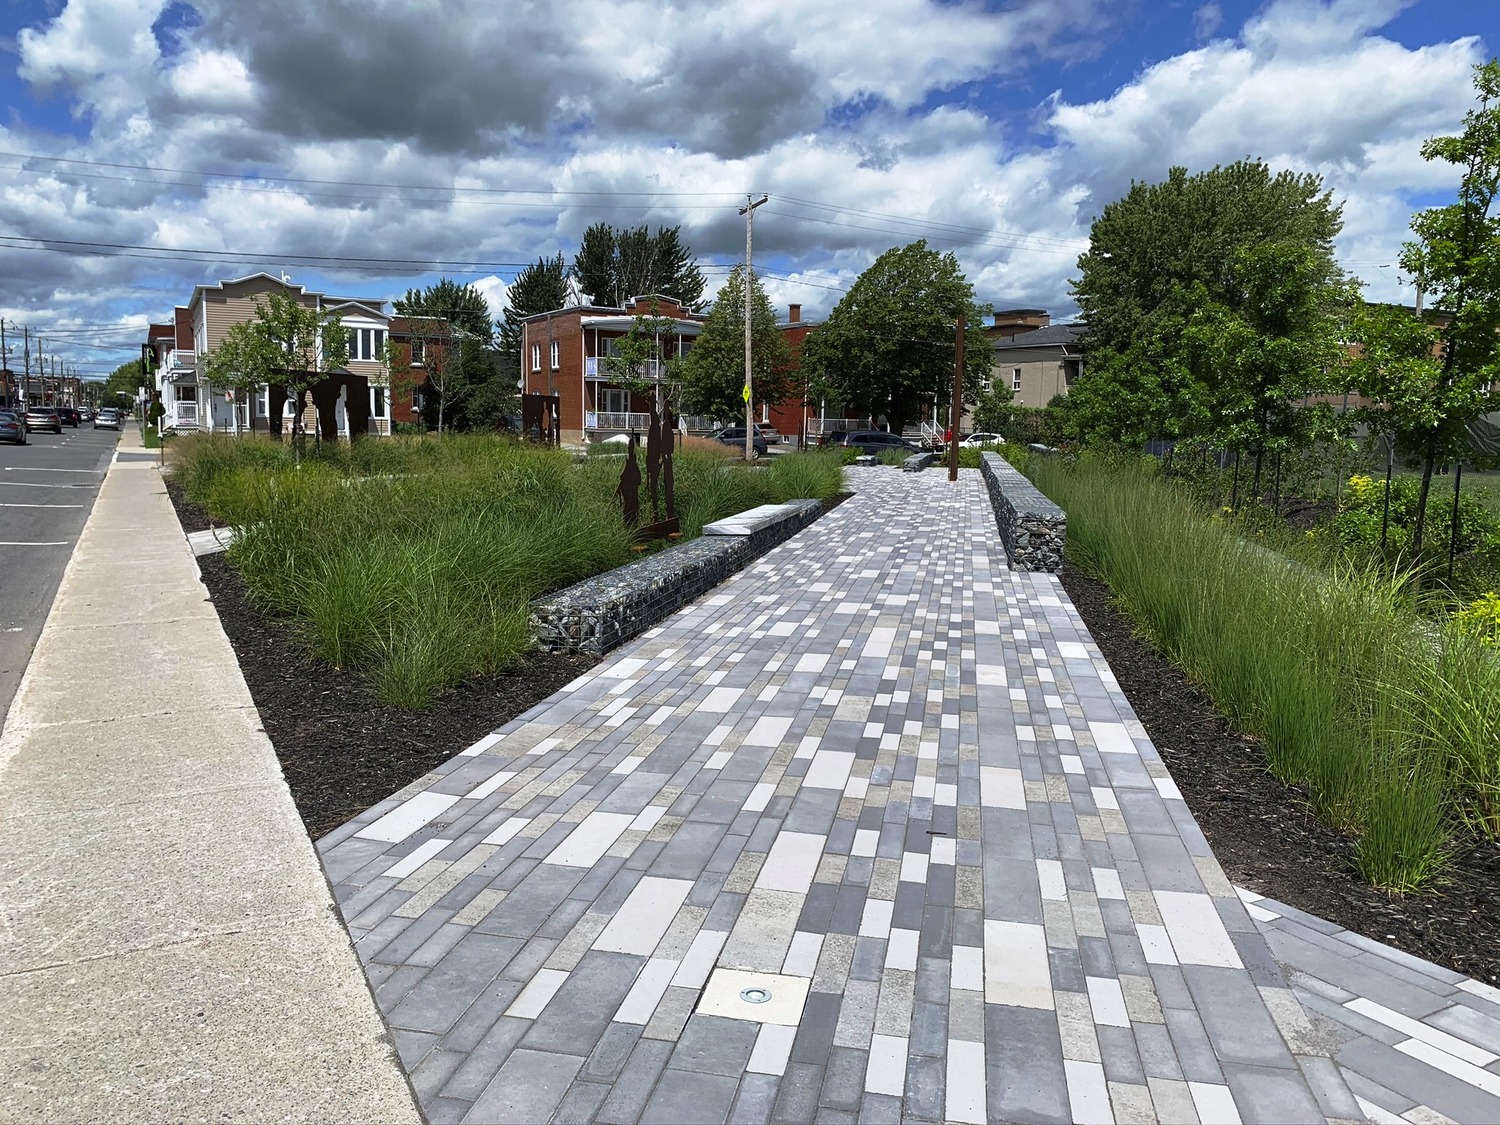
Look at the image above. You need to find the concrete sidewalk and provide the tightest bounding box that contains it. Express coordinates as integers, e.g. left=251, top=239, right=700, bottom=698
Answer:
left=0, top=428, right=417, bottom=1122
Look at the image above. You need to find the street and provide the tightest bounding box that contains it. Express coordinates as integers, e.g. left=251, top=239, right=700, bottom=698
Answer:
left=0, top=420, right=119, bottom=728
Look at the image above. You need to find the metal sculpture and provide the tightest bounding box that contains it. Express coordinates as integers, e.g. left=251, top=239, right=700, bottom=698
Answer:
left=522, top=392, right=562, bottom=446
left=614, top=401, right=678, bottom=541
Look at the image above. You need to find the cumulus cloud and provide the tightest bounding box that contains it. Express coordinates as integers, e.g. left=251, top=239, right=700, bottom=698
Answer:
left=0, top=0, right=1485, bottom=374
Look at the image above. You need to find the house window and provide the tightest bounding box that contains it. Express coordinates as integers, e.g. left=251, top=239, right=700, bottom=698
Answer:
left=1011, top=367, right=1022, bottom=392
left=370, top=386, right=387, bottom=419
left=175, top=384, right=196, bottom=403
left=982, top=375, right=993, bottom=393
left=1062, top=360, right=1079, bottom=388
left=411, top=338, right=425, bottom=366
left=549, top=340, right=560, bottom=370
left=600, top=388, right=628, bottom=414
left=257, top=386, right=269, bottom=417
left=349, top=327, right=386, bottom=362
left=531, top=343, right=541, bottom=372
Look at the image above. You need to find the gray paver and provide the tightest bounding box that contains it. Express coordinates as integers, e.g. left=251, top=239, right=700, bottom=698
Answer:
left=313, top=468, right=1477, bottom=1124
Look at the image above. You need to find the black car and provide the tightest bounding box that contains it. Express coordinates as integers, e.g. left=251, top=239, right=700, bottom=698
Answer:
left=713, top=426, right=768, bottom=456
left=818, top=429, right=848, bottom=449
left=23, top=407, right=62, bottom=434
left=839, top=430, right=920, bottom=455
left=58, top=406, right=80, bottom=427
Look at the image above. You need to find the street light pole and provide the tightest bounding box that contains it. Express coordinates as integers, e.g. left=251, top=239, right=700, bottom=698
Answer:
left=740, top=193, right=768, bottom=461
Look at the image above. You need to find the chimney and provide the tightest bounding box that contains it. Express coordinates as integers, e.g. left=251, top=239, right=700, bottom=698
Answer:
left=788, top=304, right=801, bottom=324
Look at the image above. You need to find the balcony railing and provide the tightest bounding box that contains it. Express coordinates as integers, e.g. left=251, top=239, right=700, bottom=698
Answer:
left=586, top=358, right=665, bottom=381
left=589, top=411, right=653, bottom=432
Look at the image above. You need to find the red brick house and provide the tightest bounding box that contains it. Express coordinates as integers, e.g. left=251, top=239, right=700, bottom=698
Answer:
left=520, top=295, right=708, bottom=443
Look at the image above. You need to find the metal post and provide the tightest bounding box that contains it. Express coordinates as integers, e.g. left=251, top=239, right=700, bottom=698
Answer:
left=1448, top=460, right=1464, bottom=582
left=739, top=194, right=768, bottom=461
left=1379, top=437, right=1394, bottom=555
left=949, top=315, right=964, bottom=482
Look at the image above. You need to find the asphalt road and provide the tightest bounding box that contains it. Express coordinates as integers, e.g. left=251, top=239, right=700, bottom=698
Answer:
left=0, top=419, right=120, bottom=729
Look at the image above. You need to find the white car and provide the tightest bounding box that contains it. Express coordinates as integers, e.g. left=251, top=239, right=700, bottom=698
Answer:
left=959, top=432, right=1006, bottom=447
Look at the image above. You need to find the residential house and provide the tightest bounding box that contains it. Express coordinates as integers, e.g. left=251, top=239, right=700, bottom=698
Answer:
left=144, top=273, right=401, bottom=437
left=987, top=313, right=1086, bottom=411
left=520, top=295, right=708, bottom=444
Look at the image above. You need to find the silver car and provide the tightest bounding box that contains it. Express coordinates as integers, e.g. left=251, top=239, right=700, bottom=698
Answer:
left=93, top=409, right=121, bottom=431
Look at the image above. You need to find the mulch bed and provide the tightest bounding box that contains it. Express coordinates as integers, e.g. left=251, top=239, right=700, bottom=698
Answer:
left=168, top=477, right=1500, bottom=985
left=1061, top=563, right=1500, bottom=987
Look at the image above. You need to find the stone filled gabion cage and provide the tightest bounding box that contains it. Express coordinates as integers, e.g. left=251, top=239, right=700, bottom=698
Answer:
left=979, top=452, right=1066, bottom=572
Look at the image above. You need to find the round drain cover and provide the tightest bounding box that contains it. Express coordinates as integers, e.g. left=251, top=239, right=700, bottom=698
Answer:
left=739, top=987, right=772, bottom=1004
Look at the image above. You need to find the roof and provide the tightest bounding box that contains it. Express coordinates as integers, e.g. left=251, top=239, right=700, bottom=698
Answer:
left=991, top=323, right=1086, bottom=351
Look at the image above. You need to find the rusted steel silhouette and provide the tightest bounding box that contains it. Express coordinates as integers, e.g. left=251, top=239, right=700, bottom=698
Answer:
left=616, top=401, right=679, bottom=541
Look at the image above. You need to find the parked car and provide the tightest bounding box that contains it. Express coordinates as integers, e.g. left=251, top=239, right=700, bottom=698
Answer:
left=959, top=432, right=1006, bottom=447
left=839, top=430, right=921, bottom=455
left=817, top=429, right=848, bottom=449
left=0, top=410, right=27, bottom=445
left=712, top=425, right=768, bottom=457
left=93, top=409, right=121, bottom=431
left=24, top=407, right=62, bottom=434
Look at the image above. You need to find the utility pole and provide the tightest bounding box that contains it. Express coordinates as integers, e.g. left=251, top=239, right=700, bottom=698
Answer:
left=950, top=315, right=964, bottom=482
left=23, top=328, right=30, bottom=406
left=0, top=318, right=7, bottom=407
left=740, top=193, right=768, bottom=461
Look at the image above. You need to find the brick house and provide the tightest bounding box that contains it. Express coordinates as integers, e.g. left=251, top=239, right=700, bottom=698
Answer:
left=520, top=295, right=708, bottom=444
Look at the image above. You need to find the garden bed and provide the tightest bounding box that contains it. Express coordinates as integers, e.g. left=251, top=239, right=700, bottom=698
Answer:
left=1062, top=562, right=1500, bottom=986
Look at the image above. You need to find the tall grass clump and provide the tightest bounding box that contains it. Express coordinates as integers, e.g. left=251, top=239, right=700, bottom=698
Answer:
left=228, top=440, right=633, bottom=709
left=1027, top=452, right=1454, bottom=892
left=767, top=450, right=845, bottom=504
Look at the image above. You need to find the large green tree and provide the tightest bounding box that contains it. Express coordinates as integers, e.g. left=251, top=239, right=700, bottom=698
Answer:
left=677, top=265, right=795, bottom=422
left=801, top=241, right=990, bottom=434
left=394, top=277, right=494, bottom=342
left=572, top=223, right=706, bottom=309
left=497, top=254, right=569, bottom=374
left=1352, top=59, right=1500, bottom=558
left=1069, top=160, right=1346, bottom=447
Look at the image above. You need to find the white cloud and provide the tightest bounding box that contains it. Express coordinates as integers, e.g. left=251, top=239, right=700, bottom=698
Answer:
left=0, top=0, right=1485, bottom=374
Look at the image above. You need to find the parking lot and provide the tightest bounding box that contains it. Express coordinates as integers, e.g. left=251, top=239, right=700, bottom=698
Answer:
left=0, top=417, right=120, bottom=727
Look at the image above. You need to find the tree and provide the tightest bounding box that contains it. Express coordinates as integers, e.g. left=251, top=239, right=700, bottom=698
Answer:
left=394, top=277, right=493, bottom=341
left=971, top=383, right=1015, bottom=433
left=677, top=265, right=795, bottom=422
left=801, top=241, right=990, bottom=434
left=205, top=291, right=348, bottom=459
left=1069, top=160, right=1346, bottom=447
left=105, top=359, right=148, bottom=401
left=497, top=254, right=569, bottom=374
left=393, top=279, right=499, bottom=432
left=1351, top=60, right=1500, bottom=559
left=572, top=223, right=706, bottom=309
left=203, top=321, right=272, bottom=434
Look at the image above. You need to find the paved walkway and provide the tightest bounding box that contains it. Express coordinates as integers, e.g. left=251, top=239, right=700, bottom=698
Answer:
left=0, top=428, right=418, bottom=1122
left=322, top=466, right=1473, bottom=1125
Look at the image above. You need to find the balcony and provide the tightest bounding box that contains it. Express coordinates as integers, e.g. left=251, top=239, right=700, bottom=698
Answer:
left=586, top=358, right=665, bottom=382
left=588, top=411, right=653, bottom=432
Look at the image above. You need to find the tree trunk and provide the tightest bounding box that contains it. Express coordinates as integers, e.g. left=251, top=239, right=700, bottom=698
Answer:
left=1412, top=436, right=1437, bottom=560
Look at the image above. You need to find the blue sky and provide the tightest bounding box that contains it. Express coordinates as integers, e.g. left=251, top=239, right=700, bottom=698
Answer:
left=0, top=0, right=1490, bottom=378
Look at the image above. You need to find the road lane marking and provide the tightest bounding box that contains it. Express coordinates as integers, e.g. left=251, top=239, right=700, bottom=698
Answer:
left=0, top=481, right=94, bottom=488
left=2, top=467, right=104, bottom=474
left=0, top=503, right=86, bottom=508
left=0, top=541, right=69, bottom=546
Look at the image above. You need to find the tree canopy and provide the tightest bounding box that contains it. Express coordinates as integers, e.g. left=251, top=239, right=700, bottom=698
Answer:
left=497, top=253, right=569, bottom=373
left=801, top=241, right=990, bottom=434
left=1351, top=58, right=1500, bottom=557
left=677, top=265, right=795, bottom=422
left=394, top=277, right=494, bottom=343
left=1068, top=160, right=1347, bottom=448
left=572, top=223, right=706, bottom=310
